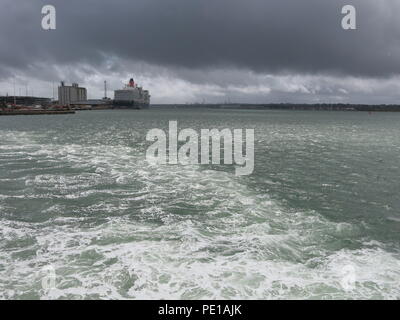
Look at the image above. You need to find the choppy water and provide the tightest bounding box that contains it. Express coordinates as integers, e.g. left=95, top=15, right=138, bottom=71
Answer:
left=0, top=109, right=400, bottom=300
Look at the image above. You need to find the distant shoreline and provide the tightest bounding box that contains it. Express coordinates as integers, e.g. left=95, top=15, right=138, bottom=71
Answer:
left=151, top=103, right=400, bottom=112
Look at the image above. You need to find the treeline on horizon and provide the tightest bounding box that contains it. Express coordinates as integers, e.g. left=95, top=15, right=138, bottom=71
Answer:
left=152, top=103, right=400, bottom=112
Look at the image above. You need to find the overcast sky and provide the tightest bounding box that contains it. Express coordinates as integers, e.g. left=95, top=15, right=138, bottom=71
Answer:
left=1, top=0, right=400, bottom=103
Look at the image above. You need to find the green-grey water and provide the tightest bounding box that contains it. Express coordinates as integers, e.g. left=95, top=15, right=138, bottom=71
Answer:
left=0, top=109, right=399, bottom=299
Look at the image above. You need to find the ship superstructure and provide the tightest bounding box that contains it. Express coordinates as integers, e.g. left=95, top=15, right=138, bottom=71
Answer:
left=113, top=78, right=150, bottom=109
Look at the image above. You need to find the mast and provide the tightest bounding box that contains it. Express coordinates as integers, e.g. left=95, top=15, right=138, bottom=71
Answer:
left=13, top=78, right=16, bottom=105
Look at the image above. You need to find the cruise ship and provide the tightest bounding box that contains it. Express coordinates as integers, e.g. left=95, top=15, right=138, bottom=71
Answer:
left=113, top=78, right=150, bottom=109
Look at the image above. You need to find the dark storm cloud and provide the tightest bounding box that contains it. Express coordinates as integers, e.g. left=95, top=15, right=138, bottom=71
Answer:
left=0, top=0, right=400, bottom=80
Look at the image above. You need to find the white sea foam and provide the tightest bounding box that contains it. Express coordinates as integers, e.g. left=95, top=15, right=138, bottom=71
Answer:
left=1, top=119, right=400, bottom=300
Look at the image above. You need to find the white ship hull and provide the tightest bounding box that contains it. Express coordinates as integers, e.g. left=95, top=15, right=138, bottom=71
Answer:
left=113, top=83, right=150, bottom=109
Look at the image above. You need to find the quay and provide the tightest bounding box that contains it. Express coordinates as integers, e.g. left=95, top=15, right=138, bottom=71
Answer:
left=0, top=110, right=75, bottom=116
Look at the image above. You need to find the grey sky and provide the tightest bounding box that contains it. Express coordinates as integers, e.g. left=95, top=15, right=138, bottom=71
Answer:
left=1, top=0, right=399, bottom=103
